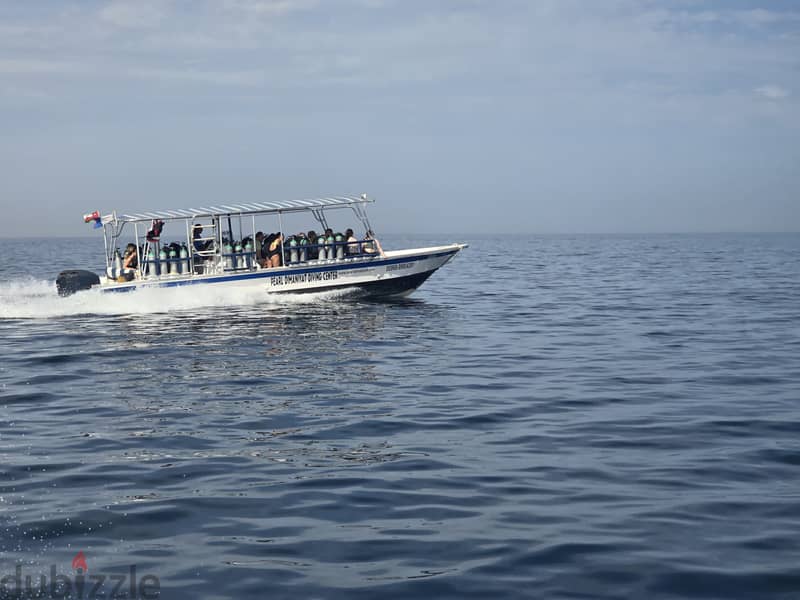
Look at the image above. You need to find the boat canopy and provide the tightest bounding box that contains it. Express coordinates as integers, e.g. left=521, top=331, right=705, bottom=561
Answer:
left=116, top=194, right=373, bottom=223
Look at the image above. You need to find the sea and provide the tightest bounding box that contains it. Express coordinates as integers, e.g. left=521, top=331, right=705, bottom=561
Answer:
left=1, top=233, right=799, bottom=600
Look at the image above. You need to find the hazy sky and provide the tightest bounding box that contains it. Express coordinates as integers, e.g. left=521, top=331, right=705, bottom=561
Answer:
left=1, top=0, right=798, bottom=236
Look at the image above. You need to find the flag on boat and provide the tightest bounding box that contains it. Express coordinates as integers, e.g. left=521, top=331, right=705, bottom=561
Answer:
left=83, top=210, right=113, bottom=228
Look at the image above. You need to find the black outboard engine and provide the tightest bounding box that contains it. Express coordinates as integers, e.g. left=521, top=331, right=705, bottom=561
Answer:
left=55, top=270, right=101, bottom=297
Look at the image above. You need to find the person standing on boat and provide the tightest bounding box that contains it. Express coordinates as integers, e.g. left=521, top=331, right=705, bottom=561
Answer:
left=266, top=232, right=283, bottom=268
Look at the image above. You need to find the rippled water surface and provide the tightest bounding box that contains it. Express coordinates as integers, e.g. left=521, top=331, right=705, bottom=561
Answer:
left=1, top=234, right=799, bottom=599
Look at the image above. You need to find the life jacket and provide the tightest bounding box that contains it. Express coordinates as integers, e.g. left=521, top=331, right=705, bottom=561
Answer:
left=146, top=219, right=164, bottom=242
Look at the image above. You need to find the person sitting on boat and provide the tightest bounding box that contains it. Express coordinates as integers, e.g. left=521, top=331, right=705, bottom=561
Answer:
left=345, top=228, right=358, bottom=255
left=192, top=225, right=207, bottom=252
left=122, top=243, right=138, bottom=271
left=362, top=230, right=384, bottom=256
left=113, top=243, right=139, bottom=281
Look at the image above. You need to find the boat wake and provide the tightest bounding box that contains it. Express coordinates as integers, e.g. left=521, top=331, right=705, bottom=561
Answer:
left=0, top=277, right=358, bottom=319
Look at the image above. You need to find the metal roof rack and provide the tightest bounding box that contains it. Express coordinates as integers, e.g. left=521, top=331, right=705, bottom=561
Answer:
left=117, top=194, right=373, bottom=223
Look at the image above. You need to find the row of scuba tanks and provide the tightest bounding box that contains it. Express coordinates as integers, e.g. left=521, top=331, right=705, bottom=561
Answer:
left=110, top=243, right=192, bottom=278
left=223, top=239, right=256, bottom=270
left=109, top=232, right=355, bottom=280
left=285, top=232, right=349, bottom=263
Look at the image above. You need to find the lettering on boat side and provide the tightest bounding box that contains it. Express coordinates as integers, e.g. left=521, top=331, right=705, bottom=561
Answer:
left=269, top=271, right=339, bottom=286
left=386, top=262, right=414, bottom=272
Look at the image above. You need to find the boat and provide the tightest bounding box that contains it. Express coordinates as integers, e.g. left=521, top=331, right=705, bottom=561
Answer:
left=55, top=194, right=467, bottom=299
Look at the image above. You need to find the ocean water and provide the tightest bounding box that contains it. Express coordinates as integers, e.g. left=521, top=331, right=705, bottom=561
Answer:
left=1, top=233, right=799, bottom=599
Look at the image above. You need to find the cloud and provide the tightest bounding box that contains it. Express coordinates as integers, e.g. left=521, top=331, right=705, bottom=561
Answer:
left=218, top=0, right=319, bottom=18
left=0, top=58, right=87, bottom=75
left=755, top=85, right=790, bottom=100
left=126, top=66, right=264, bottom=86
left=99, top=1, right=166, bottom=29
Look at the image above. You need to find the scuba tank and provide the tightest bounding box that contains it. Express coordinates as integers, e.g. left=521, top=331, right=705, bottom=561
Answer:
left=114, top=248, right=122, bottom=275
left=318, top=235, right=328, bottom=260
left=234, top=241, right=243, bottom=269
left=298, top=235, right=308, bottom=262
left=326, top=234, right=335, bottom=260
left=334, top=232, right=344, bottom=259
left=179, top=243, right=189, bottom=274
left=158, top=245, right=168, bottom=276
left=288, top=236, right=298, bottom=264
left=244, top=239, right=253, bottom=269
left=168, top=245, right=178, bottom=274
left=224, top=242, right=234, bottom=270
left=146, top=246, right=156, bottom=278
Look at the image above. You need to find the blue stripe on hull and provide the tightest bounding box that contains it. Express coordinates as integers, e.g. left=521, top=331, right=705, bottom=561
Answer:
left=102, top=248, right=458, bottom=294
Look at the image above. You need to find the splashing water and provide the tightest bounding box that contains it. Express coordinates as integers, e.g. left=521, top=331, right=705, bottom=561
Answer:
left=0, top=277, right=359, bottom=320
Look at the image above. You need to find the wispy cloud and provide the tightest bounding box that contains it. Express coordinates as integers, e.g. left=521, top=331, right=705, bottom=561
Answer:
left=99, top=1, right=166, bottom=29
left=754, top=84, right=790, bottom=100
left=0, top=58, right=88, bottom=75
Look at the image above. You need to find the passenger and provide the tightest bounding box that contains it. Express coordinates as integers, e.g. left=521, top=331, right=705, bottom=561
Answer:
left=192, top=225, right=206, bottom=252
left=258, top=233, right=273, bottom=267
left=255, top=231, right=265, bottom=263
left=115, top=243, right=138, bottom=281
left=266, top=232, right=283, bottom=268
left=307, top=230, right=319, bottom=260
left=362, top=230, right=384, bottom=256
left=122, top=243, right=138, bottom=271
left=345, top=228, right=358, bottom=254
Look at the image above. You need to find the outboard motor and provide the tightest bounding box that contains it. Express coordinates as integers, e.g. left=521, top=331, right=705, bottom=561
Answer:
left=168, top=244, right=178, bottom=274
left=179, top=243, right=190, bottom=274
left=56, top=270, right=100, bottom=297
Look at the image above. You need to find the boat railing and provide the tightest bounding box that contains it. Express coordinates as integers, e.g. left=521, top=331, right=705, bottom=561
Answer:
left=284, top=239, right=378, bottom=264
left=114, top=238, right=380, bottom=282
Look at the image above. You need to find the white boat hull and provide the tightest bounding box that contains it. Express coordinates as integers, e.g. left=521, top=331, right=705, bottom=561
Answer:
left=98, top=244, right=466, bottom=298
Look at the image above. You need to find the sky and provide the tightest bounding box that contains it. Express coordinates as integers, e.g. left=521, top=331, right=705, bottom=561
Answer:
left=0, top=0, right=798, bottom=236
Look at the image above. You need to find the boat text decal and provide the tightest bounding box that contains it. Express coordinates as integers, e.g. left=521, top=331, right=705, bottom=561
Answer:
left=386, top=262, right=415, bottom=272
left=269, top=271, right=339, bottom=286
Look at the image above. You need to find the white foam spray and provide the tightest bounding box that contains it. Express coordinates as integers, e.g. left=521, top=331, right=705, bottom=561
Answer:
left=0, top=277, right=359, bottom=320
